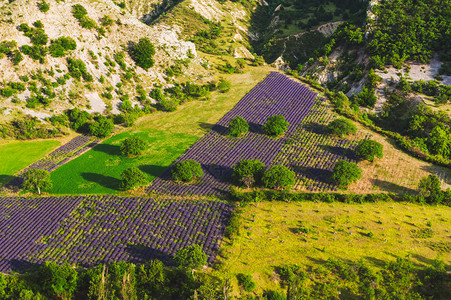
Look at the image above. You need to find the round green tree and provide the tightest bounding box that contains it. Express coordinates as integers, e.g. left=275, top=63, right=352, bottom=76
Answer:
left=130, top=38, right=155, bottom=70
left=228, top=116, right=249, bottom=137
left=418, top=174, right=443, bottom=204
left=174, top=245, right=207, bottom=270
left=262, top=115, right=290, bottom=137
left=327, top=118, right=357, bottom=137
left=89, top=116, right=114, bottom=138
left=120, top=167, right=147, bottom=190
left=217, top=78, right=231, bottom=93
left=22, top=169, right=52, bottom=194
left=171, top=159, right=203, bottom=182
left=332, top=160, right=361, bottom=189
left=262, top=165, right=295, bottom=189
left=355, top=139, right=383, bottom=162
left=120, top=137, right=146, bottom=157
left=232, top=159, right=266, bottom=188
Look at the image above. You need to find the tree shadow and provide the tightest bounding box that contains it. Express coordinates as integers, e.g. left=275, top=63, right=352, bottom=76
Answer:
left=320, top=145, right=356, bottom=159
left=81, top=173, right=121, bottom=190
left=290, top=164, right=334, bottom=185
left=91, top=144, right=120, bottom=155
left=139, top=165, right=168, bottom=178
left=203, top=164, right=234, bottom=182
left=198, top=122, right=228, bottom=135
left=303, top=122, right=328, bottom=134
left=248, top=121, right=262, bottom=134
left=370, top=179, right=417, bottom=194
left=0, top=174, right=14, bottom=187
left=125, top=244, right=174, bottom=265
left=363, top=256, right=388, bottom=268
left=8, top=258, right=40, bottom=273
left=420, top=165, right=451, bottom=185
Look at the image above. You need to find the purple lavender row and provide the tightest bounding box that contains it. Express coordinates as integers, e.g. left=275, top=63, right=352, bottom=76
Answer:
left=149, top=72, right=317, bottom=195
left=0, top=196, right=85, bottom=272
left=0, top=196, right=232, bottom=272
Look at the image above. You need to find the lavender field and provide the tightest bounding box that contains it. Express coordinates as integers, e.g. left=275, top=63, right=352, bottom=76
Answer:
left=0, top=196, right=231, bottom=272
left=149, top=72, right=317, bottom=195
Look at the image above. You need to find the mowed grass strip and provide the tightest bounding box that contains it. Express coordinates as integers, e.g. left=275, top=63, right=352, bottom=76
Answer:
left=0, top=140, right=60, bottom=187
left=49, top=67, right=274, bottom=194
left=218, top=201, right=451, bottom=294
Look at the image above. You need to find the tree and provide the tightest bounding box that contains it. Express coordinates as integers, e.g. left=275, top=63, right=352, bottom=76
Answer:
left=418, top=174, right=443, bottom=204
left=232, top=159, right=266, bottom=188
left=228, top=116, right=249, bottom=137
left=236, top=273, right=256, bottom=292
left=130, top=38, right=155, bottom=70
left=120, top=167, right=147, bottom=190
left=89, top=116, right=114, bottom=138
left=327, top=118, right=357, bottom=137
left=263, top=115, right=290, bottom=137
left=174, top=245, right=207, bottom=270
left=22, top=169, right=52, bottom=194
left=171, top=159, right=203, bottom=182
left=262, top=165, right=295, bottom=189
left=38, top=262, right=78, bottom=299
left=355, top=139, right=383, bottom=162
left=332, top=160, right=361, bottom=189
left=120, top=137, right=146, bottom=157
left=354, top=86, right=377, bottom=108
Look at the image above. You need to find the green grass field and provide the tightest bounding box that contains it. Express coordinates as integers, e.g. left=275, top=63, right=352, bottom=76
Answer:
left=217, top=201, right=451, bottom=295
left=49, top=67, right=273, bottom=194
left=0, top=140, right=60, bottom=187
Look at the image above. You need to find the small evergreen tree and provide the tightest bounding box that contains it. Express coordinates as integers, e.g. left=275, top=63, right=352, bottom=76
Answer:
left=120, top=137, right=146, bottom=157
left=228, top=116, right=249, bottom=137
left=130, top=38, right=155, bottom=70
left=120, top=167, right=147, bottom=190
left=262, top=165, right=295, bottom=189
left=22, top=169, right=52, bottom=194
left=263, top=115, right=290, bottom=137
left=171, top=160, right=203, bottom=182
left=355, top=139, right=383, bottom=162
left=332, top=160, right=361, bottom=189
left=327, top=118, right=357, bottom=137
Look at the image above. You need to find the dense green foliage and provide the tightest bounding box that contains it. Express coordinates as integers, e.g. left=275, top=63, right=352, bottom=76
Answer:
left=355, top=139, right=383, bottom=162
left=418, top=174, right=445, bottom=204
left=120, top=167, right=148, bottom=190
left=236, top=273, right=256, bottom=292
left=130, top=38, right=155, bottom=70
left=217, top=78, right=231, bottom=93
left=37, top=0, right=49, bottom=12
left=367, top=0, right=451, bottom=71
left=332, top=160, right=361, bottom=189
left=262, top=165, right=295, bottom=189
left=174, top=245, right=207, bottom=270
left=228, top=116, right=249, bottom=137
left=22, top=169, right=52, bottom=194
left=89, top=116, right=114, bottom=138
left=262, top=115, right=289, bottom=137
left=120, top=137, right=146, bottom=157
left=327, top=118, right=357, bottom=137
left=72, top=4, right=97, bottom=29
left=232, top=159, right=266, bottom=188
left=66, top=57, right=93, bottom=81
left=49, top=37, right=76, bottom=57
left=171, top=159, right=203, bottom=182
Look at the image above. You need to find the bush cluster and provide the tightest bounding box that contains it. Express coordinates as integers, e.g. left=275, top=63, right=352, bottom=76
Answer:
left=332, top=160, right=361, bottom=189
left=130, top=38, right=155, bottom=70
left=355, top=139, right=383, bottom=162
left=120, top=137, right=146, bottom=157
left=171, top=159, right=204, bottom=182
left=262, top=115, right=289, bottom=137
left=49, top=37, right=76, bottom=57
left=228, top=116, right=248, bottom=137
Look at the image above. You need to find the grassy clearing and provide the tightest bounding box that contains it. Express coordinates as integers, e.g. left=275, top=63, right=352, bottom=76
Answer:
left=49, top=67, right=274, bottom=194
left=0, top=140, right=60, bottom=186
left=217, top=201, right=451, bottom=295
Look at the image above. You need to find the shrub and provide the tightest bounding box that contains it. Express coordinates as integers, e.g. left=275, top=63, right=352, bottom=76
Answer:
left=120, top=167, right=147, bottom=190
left=0, top=87, right=15, bottom=98
left=174, top=245, right=207, bottom=270
left=418, top=174, right=443, bottom=204
left=171, top=159, right=203, bottom=182
left=327, top=118, right=357, bottom=137
left=72, top=4, right=88, bottom=19
left=263, top=115, right=290, bottom=137
left=67, top=58, right=92, bottom=81
left=262, top=165, right=295, bottom=189
left=89, top=116, right=114, bottom=138
left=120, top=136, right=146, bottom=157
left=217, top=78, right=231, bottom=93
left=236, top=273, right=256, bottom=292
left=49, top=36, right=76, bottom=57
left=156, top=98, right=178, bottom=112
left=264, top=290, right=286, bottom=300
left=355, top=139, right=383, bottom=162
left=130, top=38, right=155, bottom=70
left=228, top=116, right=248, bottom=137
left=22, top=169, right=52, bottom=194
left=332, top=160, right=361, bottom=189
left=232, top=159, right=266, bottom=188
left=37, top=0, right=49, bottom=12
